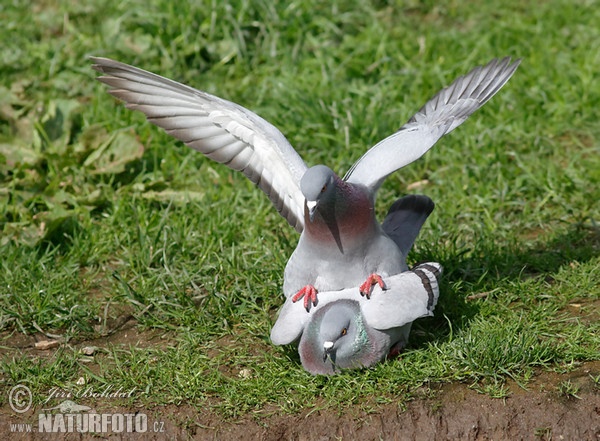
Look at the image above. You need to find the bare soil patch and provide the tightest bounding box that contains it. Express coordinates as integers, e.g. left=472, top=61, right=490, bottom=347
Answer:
left=2, top=361, right=598, bottom=440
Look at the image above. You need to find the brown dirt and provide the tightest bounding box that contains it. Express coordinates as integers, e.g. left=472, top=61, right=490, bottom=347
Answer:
left=2, top=361, right=599, bottom=440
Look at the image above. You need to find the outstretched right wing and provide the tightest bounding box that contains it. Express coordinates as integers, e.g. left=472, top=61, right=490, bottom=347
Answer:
left=345, top=57, right=521, bottom=193
left=92, top=57, right=308, bottom=232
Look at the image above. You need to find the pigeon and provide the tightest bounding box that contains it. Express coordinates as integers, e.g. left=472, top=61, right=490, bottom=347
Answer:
left=271, top=262, right=442, bottom=375
left=91, top=56, right=520, bottom=311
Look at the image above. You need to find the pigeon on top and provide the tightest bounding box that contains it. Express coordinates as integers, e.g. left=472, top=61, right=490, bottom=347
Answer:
left=92, top=56, right=520, bottom=311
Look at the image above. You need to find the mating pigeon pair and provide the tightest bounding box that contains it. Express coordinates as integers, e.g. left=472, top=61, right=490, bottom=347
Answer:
left=92, top=56, right=520, bottom=375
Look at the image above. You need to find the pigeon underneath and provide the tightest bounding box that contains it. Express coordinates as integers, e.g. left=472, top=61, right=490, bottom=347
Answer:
left=271, top=262, right=442, bottom=375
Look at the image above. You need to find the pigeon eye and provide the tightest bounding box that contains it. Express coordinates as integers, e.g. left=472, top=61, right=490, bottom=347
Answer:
left=320, top=184, right=327, bottom=193
left=340, top=328, right=347, bottom=336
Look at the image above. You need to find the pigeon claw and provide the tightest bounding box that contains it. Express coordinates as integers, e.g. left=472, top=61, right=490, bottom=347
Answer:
left=359, top=274, right=386, bottom=299
left=292, top=285, right=319, bottom=312
left=387, top=341, right=405, bottom=360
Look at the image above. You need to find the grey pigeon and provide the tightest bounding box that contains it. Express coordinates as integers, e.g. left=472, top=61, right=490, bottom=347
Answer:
left=92, top=57, right=520, bottom=311
left=271, top=262, right=442, bottom=375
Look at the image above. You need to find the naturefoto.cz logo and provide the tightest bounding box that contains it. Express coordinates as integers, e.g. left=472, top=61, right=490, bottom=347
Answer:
left=8, top=384, right=165, bottom=434
left=38, top=412, right=152, bottom=433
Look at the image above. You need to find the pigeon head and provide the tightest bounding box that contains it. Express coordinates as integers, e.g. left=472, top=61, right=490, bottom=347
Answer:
left=299, top=299, right=371, bottom=374
left=300, top=165, right=337, bottom=222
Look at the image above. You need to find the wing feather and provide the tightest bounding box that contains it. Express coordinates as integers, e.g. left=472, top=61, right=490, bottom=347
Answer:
left=91, top=57, right=307, bottom=232
left=345, top=57, right=521, bottom=192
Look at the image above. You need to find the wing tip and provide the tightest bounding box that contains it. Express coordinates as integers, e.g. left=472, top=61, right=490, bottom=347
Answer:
left=90, top=56, right=120, bottom=74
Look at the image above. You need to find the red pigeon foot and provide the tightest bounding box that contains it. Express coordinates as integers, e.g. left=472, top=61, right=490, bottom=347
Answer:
left=359, top=274, right=386, bottom=298
left=292, top=285, right=319, bottom=311
left=387, top=341, right=406, bottom=360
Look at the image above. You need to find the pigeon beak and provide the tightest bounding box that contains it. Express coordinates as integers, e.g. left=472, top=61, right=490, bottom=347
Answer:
left=323, top=340, right=334, bottom=362
left=306, top=200, right=318, bottom=222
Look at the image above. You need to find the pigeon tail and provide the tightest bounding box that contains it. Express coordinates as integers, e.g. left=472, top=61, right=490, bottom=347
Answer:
left=381, top=194, right=435, bottom=256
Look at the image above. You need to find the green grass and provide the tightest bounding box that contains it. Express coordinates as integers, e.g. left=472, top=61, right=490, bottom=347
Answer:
left=1, top=0, right=599, bottom=418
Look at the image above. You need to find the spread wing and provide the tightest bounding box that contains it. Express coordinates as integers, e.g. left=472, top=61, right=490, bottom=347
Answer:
left=91, top=57, right=307, bottom=232
left=345, top=57, right=521, bottom=192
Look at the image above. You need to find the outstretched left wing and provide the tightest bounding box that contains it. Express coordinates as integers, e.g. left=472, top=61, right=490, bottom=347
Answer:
left=92, top=57, right=308, bottom=232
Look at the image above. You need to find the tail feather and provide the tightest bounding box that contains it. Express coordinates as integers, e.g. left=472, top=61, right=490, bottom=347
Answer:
left=382, top=195, right=434, bottom=255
